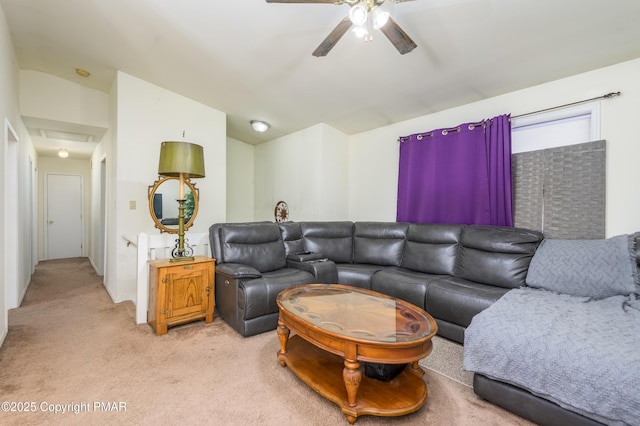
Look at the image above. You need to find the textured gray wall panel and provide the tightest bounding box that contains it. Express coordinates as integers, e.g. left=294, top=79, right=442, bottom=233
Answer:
left=512, top=140, right=605, bottom=239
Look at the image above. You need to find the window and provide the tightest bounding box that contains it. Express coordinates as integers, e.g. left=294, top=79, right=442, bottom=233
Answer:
left=512, top=102, right=600, bottom=153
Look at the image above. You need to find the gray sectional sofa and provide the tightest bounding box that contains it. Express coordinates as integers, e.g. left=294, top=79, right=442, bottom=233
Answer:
left=209, top=220, right=640, bottom=426
left=209, top=221, right=542, bottom=342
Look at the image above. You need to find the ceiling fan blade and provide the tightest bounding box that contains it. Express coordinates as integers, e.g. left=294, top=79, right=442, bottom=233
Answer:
left=312, top=17, right=352, bottom=57
left=379, top=16, right=417, bottom=55
left=266, top=0, right=346, bottom=4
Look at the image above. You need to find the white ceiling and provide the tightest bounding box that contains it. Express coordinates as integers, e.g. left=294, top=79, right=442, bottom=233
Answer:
left=3, top=0, right=640, bottom=150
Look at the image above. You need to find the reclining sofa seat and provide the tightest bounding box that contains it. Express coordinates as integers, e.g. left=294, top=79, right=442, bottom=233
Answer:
left=210, top=222, right=316, bottom=337
left=428, top=225, right=543, bottom=342
left=371, top=223, right=464, bottom=338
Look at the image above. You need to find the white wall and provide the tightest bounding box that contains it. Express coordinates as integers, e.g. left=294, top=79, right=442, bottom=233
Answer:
left=254, top=123, right=349, bottom=222
left=226, top=137, right=254, bottom=222
left=89, top=138, right=108, bottom=276
left=14, top=119, right=37, bottom=309
left=348, top=58, right=640, bottom=236
left=0, top=3, right=38, bottom=345
left=109, top=71, right=226, bottom=303
left=0, top=3, right=15, bottom=344
left=20, top=70, right=109, bottom=129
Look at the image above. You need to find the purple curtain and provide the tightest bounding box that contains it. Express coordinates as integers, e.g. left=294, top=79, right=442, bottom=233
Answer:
left=396, top=114, right=513, bottom=226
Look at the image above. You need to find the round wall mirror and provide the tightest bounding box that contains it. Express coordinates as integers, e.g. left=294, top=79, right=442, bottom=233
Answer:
left=148, top=176, right=199, bottom=234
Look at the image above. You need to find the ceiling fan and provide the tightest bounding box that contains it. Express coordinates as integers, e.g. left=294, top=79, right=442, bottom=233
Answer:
left=266, top=0, right=418, bottom=57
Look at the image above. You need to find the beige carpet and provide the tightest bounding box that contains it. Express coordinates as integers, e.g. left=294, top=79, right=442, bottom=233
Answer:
left=0, top=258, right=533, bottom=425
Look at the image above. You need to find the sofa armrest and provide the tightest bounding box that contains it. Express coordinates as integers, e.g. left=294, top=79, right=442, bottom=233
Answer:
left=215, top=263, right=262, bottom=279
left=286, top=252, right=325, bottom=262
left=287, top=259, right=338, bottom=284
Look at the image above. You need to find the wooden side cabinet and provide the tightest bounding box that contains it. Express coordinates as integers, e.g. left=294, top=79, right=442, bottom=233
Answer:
left=148, top=256, right=215, bottom=335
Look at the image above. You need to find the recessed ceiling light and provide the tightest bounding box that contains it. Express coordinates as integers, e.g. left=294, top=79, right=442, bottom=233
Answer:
left=75, top=68, right=90, bottom=78
left=250, top=120, right=270, bottom=133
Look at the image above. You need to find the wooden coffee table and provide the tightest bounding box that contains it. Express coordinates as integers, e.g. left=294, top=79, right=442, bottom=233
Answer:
left=276, top=284, right=438, bottom=424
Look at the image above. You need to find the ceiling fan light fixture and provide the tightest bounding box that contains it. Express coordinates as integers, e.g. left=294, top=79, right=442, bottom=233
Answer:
left=372, top=8, right=390, bottom=30
left=267, top=0, right=416, bottom=56
left=250, top=120, right=270, bottom=133
left=352, top=25, right=369, bottom=39
left=349, top=3, right=368, bottom=26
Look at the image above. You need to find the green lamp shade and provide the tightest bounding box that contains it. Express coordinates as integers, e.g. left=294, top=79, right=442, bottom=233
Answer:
left=158, top=141, right=205, bottom=178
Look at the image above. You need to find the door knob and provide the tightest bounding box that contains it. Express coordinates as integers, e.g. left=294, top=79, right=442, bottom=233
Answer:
left=48, top=220, right=54, bottom=224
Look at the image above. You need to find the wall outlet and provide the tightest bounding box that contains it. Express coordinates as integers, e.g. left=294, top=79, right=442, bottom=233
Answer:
left=129, top=200, right=136, bottom=210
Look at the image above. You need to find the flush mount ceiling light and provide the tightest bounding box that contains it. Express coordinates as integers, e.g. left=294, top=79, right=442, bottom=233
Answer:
left=251, top=120, right=270, bottom=133
left=58, top=148, right=69, bottom=158
left=75, top=68, right=90, bottom=78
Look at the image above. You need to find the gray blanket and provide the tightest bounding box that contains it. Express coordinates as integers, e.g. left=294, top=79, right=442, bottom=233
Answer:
left=464, top=288, right=640, bottom=426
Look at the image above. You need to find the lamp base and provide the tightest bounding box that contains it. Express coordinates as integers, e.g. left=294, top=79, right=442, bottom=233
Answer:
left=171, top=234, right=194, bottom=261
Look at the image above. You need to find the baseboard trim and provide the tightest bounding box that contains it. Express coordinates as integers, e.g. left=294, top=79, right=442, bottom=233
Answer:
left=0, top=326, right=7, bottom=349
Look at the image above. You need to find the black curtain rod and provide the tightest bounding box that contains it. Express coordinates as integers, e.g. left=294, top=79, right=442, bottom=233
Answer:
left=511, top=91, right=621, bottom=120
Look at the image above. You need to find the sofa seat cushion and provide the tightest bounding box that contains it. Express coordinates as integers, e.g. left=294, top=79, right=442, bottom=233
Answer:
left=239, top=268, right=315, bottom=320
left=371, top=267, right=442, bottom=309
left=464, top=288, right=640, bottom=425
left=336, top=264, right=384, bottom=289
left=426, top=277, right=510, bottom=328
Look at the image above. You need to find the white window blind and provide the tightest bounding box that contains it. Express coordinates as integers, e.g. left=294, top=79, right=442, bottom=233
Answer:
left=512, top=102, right=600, bottom=153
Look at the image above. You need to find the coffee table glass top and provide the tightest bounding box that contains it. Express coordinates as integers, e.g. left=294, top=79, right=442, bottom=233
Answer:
left=278, top=284, right=435, bottom=343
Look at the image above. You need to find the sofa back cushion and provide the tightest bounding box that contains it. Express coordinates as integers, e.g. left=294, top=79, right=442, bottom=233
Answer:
left=278, top=222, right=304, bottom=256
left=456, top=225, right=543, bottom=288
left=401, top=224, right=463, bottom=275
left=218, top=222, right=286, bottom=272
left=301, top=222, right=354, bottom=263
left=353, top=222, right=408, bottom=266
left=526, top=233, right=640, bottom=299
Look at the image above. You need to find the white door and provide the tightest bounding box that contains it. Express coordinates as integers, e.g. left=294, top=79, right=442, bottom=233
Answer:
left=46, top=174, right=83, bottom=259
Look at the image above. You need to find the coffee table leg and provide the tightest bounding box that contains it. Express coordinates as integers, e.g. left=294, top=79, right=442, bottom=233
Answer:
left=343, top=359, right=362, bottom=407
left=276, top=319, right=290, bottom=367
left=409, top=360, right=424, bottom=377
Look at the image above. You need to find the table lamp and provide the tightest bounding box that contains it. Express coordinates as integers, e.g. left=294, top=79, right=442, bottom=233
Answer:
left=157, top=141, right=205, bottom=261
